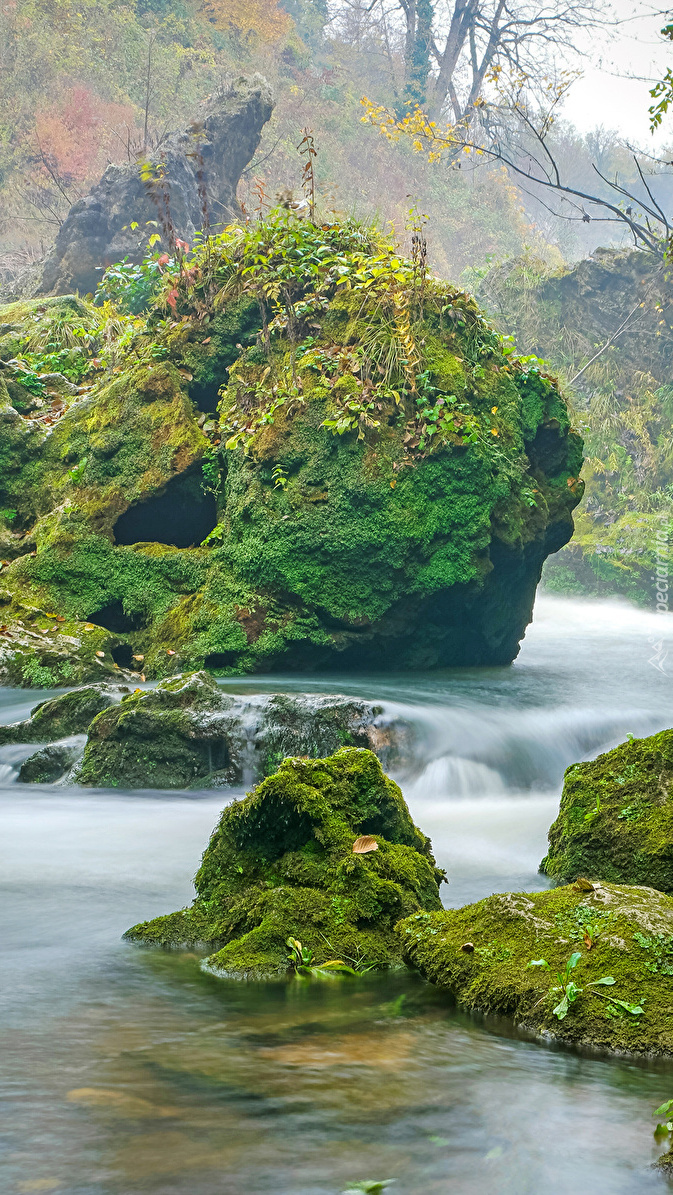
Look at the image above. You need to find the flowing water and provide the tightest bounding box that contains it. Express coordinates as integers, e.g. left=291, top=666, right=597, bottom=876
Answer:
left=1, top=595, right=673, bottom=1195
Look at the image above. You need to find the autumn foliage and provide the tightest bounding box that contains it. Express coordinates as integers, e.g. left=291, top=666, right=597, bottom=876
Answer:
left=199, top=0, right=291, bottom=44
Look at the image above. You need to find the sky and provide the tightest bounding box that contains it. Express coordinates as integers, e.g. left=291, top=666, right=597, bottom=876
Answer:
left=561, top=1, right=672, bottom=147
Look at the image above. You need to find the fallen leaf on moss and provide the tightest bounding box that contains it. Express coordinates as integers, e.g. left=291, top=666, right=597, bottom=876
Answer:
left=352, top=835, right=378, bottom=854
left=95, top=651, right=105, bottom=658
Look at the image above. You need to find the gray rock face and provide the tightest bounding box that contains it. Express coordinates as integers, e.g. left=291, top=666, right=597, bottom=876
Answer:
left=40, top=76, right=274, bottom=297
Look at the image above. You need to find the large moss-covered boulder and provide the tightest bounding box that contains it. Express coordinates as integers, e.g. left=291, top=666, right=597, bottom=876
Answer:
left=541, top=731, right=673, bottom=892
left=125, top=747, right=445, bottom=976
left=0, top=212, right=583, bottom=681
left=398, top=881, right=673, bottom=1056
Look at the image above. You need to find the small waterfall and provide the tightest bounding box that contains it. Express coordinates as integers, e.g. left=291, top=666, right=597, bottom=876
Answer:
left=406, top=754, right=506, bottom=800
left=391, top=703, right=667, bottom=797
left=0, top=743, right=43, bottom=784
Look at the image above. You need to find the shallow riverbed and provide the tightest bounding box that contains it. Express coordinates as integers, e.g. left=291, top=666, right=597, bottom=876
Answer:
left=1, top=595, right=673, bottom=1195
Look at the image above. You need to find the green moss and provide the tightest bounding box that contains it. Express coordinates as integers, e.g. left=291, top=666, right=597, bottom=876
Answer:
left=0, top=215, right=583, bottom=682
left=77, top=671, right=227, bottom=788
left=0, top=682, right=123, bottom=745
left=125, top=746, right=445, bottom=977
left=540, top=731, right=673, bottom=891
left=397, top=881, right=673, bottom=1056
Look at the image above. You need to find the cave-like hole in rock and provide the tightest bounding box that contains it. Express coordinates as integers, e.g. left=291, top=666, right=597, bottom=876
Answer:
left=190, top=380, right=220, bottom=414
left=88, top=602, right=145, bottom=634
left=204, top=651, right=238, bottom=670
left=113, top=472, right=217, bottom=549
left=111, top=643, right=134, bottom=669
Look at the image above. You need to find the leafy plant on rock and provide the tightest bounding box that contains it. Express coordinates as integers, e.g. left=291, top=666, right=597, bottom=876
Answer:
left=286, top=935, right=361, bottom=979
left=527, top=952, right=640, bottom=1021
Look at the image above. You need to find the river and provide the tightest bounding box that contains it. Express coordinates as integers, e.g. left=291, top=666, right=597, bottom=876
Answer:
left=1, top=595, right=672, bottom=1195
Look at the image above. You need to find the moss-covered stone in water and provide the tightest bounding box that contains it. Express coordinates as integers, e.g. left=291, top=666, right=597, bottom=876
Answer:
left=0, top=681, right=124, bottom=745
left=125, top=747, right=445, bottom=977
left=397, top=881, right=673, bottom=1056
left=19, top=742, right=82, bottom=783
left=78, top=671, right=231, bottom=789
left=73, top=671, right=410, bottom=790
left=540, top=731, right=673, bottom=892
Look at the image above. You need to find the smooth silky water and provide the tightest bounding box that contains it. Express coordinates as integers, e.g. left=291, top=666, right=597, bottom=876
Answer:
left=1, top=595, right=673, bottom=1195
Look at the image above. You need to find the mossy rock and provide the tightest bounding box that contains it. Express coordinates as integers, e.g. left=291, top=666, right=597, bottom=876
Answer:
left=398, top=881, right=673, bottom=1056
left=77, top=671, right=234, bottom=789
left=0, top=216, right=583, bottom=680
left=19, top=742, right=82, bottom=783
left=540, top=731, right=673, bottom=892
left=125, top=746, right=445, bottom=977
left=73, top=671, right=410, bottom=789
left=0, top=681, right=125, bottom=745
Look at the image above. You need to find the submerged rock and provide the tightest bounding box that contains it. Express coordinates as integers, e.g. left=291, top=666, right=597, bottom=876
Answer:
left=540, top=731, right=673, bottom=892
left=398, top=881, right=673, bottom=1056
left=75, top=671, right=411, bottom=789
left=125, top=746, right=445, bottom=977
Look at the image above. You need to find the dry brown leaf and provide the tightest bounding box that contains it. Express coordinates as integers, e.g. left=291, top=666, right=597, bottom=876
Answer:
left=352, top=835, right=378, bottom=854
left=166, top=649, right=176, bottom=656
left=95, top=650, right=105, bottom=658
left=132, top=654, right=144, bottom=661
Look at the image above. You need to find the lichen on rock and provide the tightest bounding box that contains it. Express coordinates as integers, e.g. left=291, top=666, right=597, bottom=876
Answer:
left=398, top=880, right=673, bottom=1056
left=125, top=746, right=446, bottom=977
left=540, top=730, right=673, bottom=892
